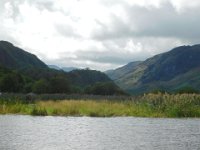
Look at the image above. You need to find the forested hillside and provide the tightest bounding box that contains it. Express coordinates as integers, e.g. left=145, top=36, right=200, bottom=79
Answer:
left=0, top=41, right=125, bottom=95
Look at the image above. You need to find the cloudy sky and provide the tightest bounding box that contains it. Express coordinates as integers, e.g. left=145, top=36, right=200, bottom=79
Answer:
left=0, top=0, right=200, bottom=71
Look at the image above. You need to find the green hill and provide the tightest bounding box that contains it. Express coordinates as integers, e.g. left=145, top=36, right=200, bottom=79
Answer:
left=0, top=41, right=47, bottom=69
left=0, top=41, right=125, bottom=95
left=106, top=44, right=200, bottom=94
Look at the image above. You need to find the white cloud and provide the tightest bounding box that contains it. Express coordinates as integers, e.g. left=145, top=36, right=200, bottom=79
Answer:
left=170, top=0, right=200, bottom=12
left=0, top=0, right=200, bottom=71
left=124, top=40, right=142, bottom=54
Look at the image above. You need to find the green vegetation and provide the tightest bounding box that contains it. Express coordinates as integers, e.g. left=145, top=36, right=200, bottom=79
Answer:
left=0, top=41, right=125, bottom=95
left=106, top=44, right=200, bottom=95
left=0, top=93, right=200, bottom=117
left=176, top=86, right=199, bottom=94
left=0, top=41, right=200, bottom=117
left=0, top=65, right=125, bottom=95
left=0, top=41, right=47, bottom=69
left=85, top=82, right=126, bottom=95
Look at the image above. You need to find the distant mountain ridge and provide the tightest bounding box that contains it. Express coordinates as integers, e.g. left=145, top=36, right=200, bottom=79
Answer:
left=0, top=41, right=47, bottom=69
left=62, top=67, right=79, bottom=72
left=48, top=65, right=79, bottom=72
left=105, top=44, right=200, bottom=94
left=48, top=65, right=60, bottom=70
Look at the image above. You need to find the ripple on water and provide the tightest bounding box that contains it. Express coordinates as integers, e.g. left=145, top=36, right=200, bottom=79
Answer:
left=0, top=115, right=200, bottom=150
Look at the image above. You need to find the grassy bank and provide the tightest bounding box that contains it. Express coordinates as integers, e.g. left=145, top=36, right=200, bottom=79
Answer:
left=0, top=93, right=200, bottom=117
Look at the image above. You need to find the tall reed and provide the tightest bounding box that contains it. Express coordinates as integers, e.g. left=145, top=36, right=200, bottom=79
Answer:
left=0, top=93, right=199, bottom=117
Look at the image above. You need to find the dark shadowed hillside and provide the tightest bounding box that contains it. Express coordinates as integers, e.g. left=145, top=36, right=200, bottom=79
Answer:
left=68, top=69, right=111, bottom=87
left=141, top=45, right=200, bottom=82
left=0, top=41, right=47, bottom=69
left=0, top=41, right=125, bottom=95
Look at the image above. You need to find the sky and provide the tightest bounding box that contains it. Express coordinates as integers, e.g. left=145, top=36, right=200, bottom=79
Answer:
left=0, top=0, right=200, bottom=71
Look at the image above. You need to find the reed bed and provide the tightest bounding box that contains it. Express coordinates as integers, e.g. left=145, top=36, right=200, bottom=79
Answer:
left=0, top=93, right=200, bottom=117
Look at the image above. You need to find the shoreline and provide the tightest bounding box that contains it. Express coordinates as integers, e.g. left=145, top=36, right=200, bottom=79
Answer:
left=1, top=114, right=200, bottom=119
left=0, top=94, right=200, bottom=117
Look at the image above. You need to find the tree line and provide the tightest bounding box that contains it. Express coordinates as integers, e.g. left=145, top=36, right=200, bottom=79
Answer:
left=0, top=66, right=126, bottom=95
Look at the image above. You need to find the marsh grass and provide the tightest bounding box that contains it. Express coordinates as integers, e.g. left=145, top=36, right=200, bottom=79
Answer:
left=0, top=93, right=200, bottom=117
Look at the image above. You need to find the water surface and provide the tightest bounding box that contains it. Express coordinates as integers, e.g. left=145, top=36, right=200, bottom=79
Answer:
left=0, top=115, right=200, bottom=150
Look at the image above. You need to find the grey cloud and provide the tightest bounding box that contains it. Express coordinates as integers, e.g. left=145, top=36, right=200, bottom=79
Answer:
left=1, top=0, right=200, bottom=71
left=58, top=44, right=149, bottom=66
left=0, top=0, right=23, bottom=20
left=0, top=1, right=22, bottom=45
left=42, top=36, right=186, bottom=70
left=92, top=1, right=200, bottom=41
left=29, top=0, right=55, bottom=11
left=0, top=0, right=55, bottom=22
left=75, top=50, right=133, bottom=64
left=93, top=15, right=131, bottom=40
left=43, top=53, right=121, bottom=71
left=128, top=2, right=200, bottom=39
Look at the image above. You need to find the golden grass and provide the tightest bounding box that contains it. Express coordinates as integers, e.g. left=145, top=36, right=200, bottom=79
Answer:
left=37, top=100, right=149, bottom=117
left=0, top=93, right=200, bottom=117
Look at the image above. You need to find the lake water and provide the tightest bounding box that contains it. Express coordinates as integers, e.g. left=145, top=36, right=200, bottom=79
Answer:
left=0, top=115, right=200, bottom=150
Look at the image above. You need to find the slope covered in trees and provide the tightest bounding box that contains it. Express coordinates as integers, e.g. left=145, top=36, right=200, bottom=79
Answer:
left=0, top=41, right=125, bottom=95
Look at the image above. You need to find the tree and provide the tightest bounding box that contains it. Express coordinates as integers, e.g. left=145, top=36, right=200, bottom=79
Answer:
left=85, top=82, right=126, bottom=95
left=32, top=79, right=50, bottom=94
left=0, top=72, right=24, bottom=92
left=176, top=86, right=199, bottom=94
left=49, top=76, right=71, bottom=93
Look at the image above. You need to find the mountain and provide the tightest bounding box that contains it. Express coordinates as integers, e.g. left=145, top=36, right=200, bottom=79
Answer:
left=61, top=67, right=79, bottom=72
left=0, top=41, right=125, bottom=95
left=106, top=44, right=200, bottom=94
left=48, top=65, right=61, bottom=70
left=48, top=65, right=79, bottom=72
left=105, top=61, right=142, bottom=81
left=68, top=69, right=111, bottom=87
left=0, top=41, right=47, bottom=69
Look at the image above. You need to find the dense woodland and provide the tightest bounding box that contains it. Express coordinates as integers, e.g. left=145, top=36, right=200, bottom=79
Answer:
left=0, top=65, right=125, bottom=95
